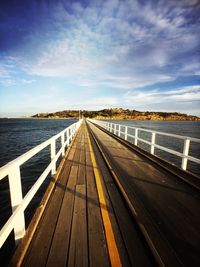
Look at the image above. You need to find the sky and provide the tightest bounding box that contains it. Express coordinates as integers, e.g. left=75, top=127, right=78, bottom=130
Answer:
left=0, top=0, right=200, bottom=116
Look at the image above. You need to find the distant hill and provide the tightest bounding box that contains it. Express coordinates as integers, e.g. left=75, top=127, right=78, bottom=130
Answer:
left=32, top=108, right=199, bottom=121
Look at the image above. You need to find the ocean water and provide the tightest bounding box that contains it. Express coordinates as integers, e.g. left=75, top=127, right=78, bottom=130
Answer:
left=106, top=120, right=200, bottom=175
left=0, top=118, right=77, bottom=265
left=0, top=118, right=77, bottom=167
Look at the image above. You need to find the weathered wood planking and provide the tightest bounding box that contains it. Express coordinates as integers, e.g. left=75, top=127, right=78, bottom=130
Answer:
left=88, top=121, right=200, bottom=266
left=21, top=160, right=72, bottom=267
left=87, top=125, right=131, bottom=267
left=67, top=185, right=88, bottom=267
left=88, top=125, right=154, bottom=267
left=21, top=127, right=82, bottom=266
left=85, top=143, right=111, bottom=267
left=77, top=133, right=86, bottom=185
left=46, top=165, right=78, bottom=267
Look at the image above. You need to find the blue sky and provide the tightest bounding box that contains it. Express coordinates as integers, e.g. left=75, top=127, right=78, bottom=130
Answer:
left=0, top=0, right=200, bottom=116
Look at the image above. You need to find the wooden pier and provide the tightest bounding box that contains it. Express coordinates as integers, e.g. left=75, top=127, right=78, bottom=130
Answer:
left=6, top=120, right=200, bottom=266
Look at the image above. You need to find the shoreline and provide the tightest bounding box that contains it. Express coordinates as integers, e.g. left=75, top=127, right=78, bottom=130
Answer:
left=0, top=117, right=78, bottom=120
left=1, top=117, right=199, bottom=121
left=1, top=116, right=199, bottom=121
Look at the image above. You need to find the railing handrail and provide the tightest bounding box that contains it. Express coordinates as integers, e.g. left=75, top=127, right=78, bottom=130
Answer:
left=89, top=119, right=200, bottom=172
left=101, top=122, right=200, bottom=142
left=0, top=119, right=82, bottom=248
left=0, top=124, right=75, bottom=180
left=0, top=123, right=80, bottom=176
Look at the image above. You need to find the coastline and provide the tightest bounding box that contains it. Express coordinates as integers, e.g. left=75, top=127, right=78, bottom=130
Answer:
left=0, top=117, right=78, bottom=120
left=93, top=117, right=200, bottom=121
left=30, top=108, right=200, bottom=121
left=29, top=117, right=200, bottom=121
left=1, top=116, right=199, bottom=121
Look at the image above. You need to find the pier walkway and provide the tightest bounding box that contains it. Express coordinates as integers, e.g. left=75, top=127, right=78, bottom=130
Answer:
left=7, top=120, right=200, bottom=266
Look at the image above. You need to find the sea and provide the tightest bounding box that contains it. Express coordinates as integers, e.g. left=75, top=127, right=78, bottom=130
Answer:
left=0, top=118, right=200, bottom=265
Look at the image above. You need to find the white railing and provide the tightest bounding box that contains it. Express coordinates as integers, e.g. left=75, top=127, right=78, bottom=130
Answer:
left=0, top=119, right=82, bottom=248
left=89, top=119, right=200, bottom=172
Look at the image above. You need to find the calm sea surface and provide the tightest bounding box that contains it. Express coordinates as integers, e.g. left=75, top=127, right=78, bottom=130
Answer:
left=0, top=118, right=77, bottom=166
left=0, top=118, right=200, bottom=265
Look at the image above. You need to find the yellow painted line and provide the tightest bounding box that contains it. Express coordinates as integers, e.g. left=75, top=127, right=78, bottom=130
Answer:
left=86, top=127, right=122, bottom=267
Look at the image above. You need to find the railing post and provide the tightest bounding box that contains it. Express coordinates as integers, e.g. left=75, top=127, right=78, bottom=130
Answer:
left=151, top=132, right=156, bottom=155
left=51, top=139, right=56, bottom=175
left=8, top=166, right=25, bottom=244
left=118, top=125, right=121, bottom=137
left=74, top=125, right=76, bottom=135
left=61, top=132, right=65, bottom=156
left=106, top=122, right=109, bottom=130
left=114, top=124, right=117, bottom=135
left=73, top=125, right=76, bottom=136
left=125, top=126, right=128, bottom=140
left=69, top=128, right=72, bottom=143
left=66, top=128, right=69, bottom=146
left=134, top=128, right=138, bottom=145
left=181, top=138, right=190, bottom=170
left=68, top=128, right=71, bottom=144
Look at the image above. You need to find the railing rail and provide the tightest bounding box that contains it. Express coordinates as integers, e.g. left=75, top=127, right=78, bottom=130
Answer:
left=89, top=119, right=200, bottom=172
left=0, top=119, right=82, bottom=248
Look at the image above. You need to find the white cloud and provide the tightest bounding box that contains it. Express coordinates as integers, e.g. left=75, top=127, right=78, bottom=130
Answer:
left=123, top=85, right=200, bottom=106
left=0, top=65, right=10, bottom=78
left=21, top=79, right=36, bottom=84
left=69, top=96, right=119, bottom=110
left=0, top=64, right=16, bottom=86
left=15, top=0, right=198, bottom=91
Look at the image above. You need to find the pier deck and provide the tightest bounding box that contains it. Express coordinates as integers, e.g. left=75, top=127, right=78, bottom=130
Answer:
left=10, top=120, right=200, bottom=267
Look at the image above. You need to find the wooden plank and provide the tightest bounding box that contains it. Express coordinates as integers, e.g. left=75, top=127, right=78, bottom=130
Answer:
left=67, top=185, right=88, bottom=267
left=21, top=132, right=81, bottom=267
left=46, top=165, right=79, bottom=267
left=107, top=182, right=155, bottom=267
left=73, top=134, right=82, bottom=167
left=10, top=159, right=66, bottom=267
left=89, top=134, right=154, bottom=266
left=10, top=127, right=81, bottom=267
left=87, top=127, right=130, bottom=267
left=89, top=121, right=200, bottom=266
left=77, top=134, right=86, bottom=185
left=21, top=162, right=72, bottom=266
left=85, top=149, right=110, bottom=267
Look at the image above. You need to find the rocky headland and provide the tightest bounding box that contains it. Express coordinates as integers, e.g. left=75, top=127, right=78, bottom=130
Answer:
left=32, top=108, right=200, bottom=121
